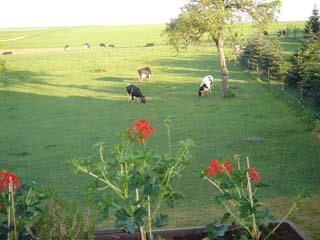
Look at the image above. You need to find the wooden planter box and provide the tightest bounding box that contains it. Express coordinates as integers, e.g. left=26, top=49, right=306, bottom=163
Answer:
left=94, top=221, right=308, bottom=240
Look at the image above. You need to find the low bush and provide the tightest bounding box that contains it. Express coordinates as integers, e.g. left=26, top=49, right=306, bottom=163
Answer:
left=0, top=170, right=95, bottom=240
left=34, top=192, right=95, bottom=240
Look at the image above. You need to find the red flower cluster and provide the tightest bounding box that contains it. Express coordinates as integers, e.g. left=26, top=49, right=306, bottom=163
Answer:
left=206, top=159, right=233, bottom=176
left=0, top=169, right=20, bottom=190
left=247, top=167, right=262, bottom=182
left=128, top=119, right=154, bottom=143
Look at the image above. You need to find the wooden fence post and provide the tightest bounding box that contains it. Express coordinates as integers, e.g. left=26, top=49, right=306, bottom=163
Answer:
left=299, top=83, right=303, bottom=101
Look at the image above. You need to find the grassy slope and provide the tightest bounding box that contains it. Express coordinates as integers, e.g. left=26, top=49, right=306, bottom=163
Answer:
left=0, top=23, right=319, bottom=238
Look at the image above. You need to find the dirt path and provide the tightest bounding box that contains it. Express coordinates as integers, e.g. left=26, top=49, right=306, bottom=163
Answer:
left=0, top=33, right=38, bottom=42
left=0, top=47, right=86, bottom=55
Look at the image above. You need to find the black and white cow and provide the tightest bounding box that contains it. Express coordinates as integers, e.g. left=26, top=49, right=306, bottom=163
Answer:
left=126, top=84, right=146, bottom=103
left=83, top=43, right=91, bottom=49
left=198, top=75, right=213, bottom=97
left=137, top=67, right=152, bottom=81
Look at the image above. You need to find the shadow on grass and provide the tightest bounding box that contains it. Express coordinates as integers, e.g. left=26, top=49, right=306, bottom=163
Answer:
left=279, top=38, right=303, bottom=54
left=95, top=76, right=133, bottom=82
left=148, top=53, right=221, bottom=77
left=0, top=70, right=53, bottom=87
left=0, top=70, right=127, bottom=98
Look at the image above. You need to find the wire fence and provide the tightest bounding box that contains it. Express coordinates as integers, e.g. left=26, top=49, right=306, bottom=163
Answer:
left=241, top=61, right=320, bottom=120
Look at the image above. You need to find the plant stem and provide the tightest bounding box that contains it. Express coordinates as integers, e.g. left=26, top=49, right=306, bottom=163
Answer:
left=147, top=195, right=153, bottom=240
left=8, top=179, right=17, bottom=240
left=135, top=189, right=147, bottom=240
left=135, top=188, right=140, bottom=207
left=246, top=157, right=259, bottom=240
left=139, top=227, right=146, bottom=240
left=7, top=190, right=11, bottom=240
left=99, top=144, right=108, bottom=178
left=205, top=177, right=253, bottom=236
left=76, top=165, right=124, bottom=199
left=166, top=124, right=172, bottom=157
left=263, top=199, right=299, bottom=240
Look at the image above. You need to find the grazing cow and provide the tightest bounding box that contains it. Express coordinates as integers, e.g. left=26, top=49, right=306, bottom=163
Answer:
left=83, top=43, right=91, bottom=49
left=198, top=75, right=214, bottom=97
left=64, top=45, right=70, bottom=51
left=276, top=30, right=282, bottom=38
left=99, top=43, right=106, bottom=48
left=137, top=67, right=152, bottom=81
left=108, top=44, right=115, bottom=48
left=126, top=84, right=146, bottom=103
left=145, top=43, right=154, bottom=47
left=233, top=44, right=241, bottom=55
left=1, top=51, right=13, bottom=55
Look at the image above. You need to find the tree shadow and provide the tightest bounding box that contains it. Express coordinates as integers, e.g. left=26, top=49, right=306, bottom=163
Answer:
left=147, top=53, right=220, bottom=78
left=279, top=38, right=303, bottom=54
left=95, top=76, right=133, bottom=82
left=0, top=70, right=128, bottom=99
left=0, top=70, right=53, bottom=88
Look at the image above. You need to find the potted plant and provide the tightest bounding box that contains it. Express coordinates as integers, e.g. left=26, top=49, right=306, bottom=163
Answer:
left=93, top=155, right=308, bottom=240
left=0, top=170, right=96, bottom=240
left=72, top=118, right=194, bottom=240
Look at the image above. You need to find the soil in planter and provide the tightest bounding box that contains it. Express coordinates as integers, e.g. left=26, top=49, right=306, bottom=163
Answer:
left=94, top=222, right=306, bottom=240
left=161, top=222, right=306, bottom=240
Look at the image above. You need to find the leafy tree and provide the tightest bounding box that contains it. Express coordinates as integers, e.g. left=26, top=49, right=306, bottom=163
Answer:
left=304, top=4, right=320, bottom=37
left=164, top=0, right=280, bottom=96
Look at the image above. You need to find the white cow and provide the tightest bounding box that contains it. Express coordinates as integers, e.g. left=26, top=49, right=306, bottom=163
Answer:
left=198, top=75, right=213, bottom=97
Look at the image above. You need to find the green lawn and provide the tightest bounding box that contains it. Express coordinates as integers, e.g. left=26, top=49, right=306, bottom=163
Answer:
left=0, top=23, right=319, bottom=238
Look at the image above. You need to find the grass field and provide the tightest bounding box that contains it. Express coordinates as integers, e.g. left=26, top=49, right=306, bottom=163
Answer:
left=1, top=22, right=320, bottom=238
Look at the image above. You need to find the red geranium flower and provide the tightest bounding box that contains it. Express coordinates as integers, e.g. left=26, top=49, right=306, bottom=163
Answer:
left=0, top=169, right=20, bottom=190
left=128, top=119, right=154, bottom=143
left=206, top=159, right=220, bottom=176
left=0, top=203, right=4, bottom=209
left=247, top=167, right=261, bottom=182
left=223, top=161, right=233, bottom=173
left=207, top=159, right=233, bottom=176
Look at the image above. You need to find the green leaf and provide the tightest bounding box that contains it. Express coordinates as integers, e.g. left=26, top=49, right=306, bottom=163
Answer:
left=133, top=207, right=147, bottom=227
left=115, top=208, right=131, bottom=221
left=152, top=214, right=168, bottom=227
left=205, top=223, right=228, bottom=240
left=205, top=223, right=219, bottom=239
left=220, top=212, right=231, bottom=224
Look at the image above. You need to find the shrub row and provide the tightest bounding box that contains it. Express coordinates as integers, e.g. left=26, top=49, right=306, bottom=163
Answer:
left=240, top=34, right=288, bottom=80
left=285, top=36, right=320, bottom=105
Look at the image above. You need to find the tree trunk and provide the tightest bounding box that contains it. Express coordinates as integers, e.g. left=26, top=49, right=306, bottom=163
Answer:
left=215, top=38, right=229, bottom=97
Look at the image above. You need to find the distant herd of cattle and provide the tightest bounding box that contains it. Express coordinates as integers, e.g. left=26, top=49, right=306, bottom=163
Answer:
left=127, top=66, right=214, bottom=104
left=0, top=42, right=213, bottom=101
left=64, top=43, right=116, bottom=50
left=64, top=42, right=155, bottom=51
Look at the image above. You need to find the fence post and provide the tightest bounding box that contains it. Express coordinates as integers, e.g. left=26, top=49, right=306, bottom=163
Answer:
left=247, top=58, right=250, bottom=70
left=267, top=69, right=270, bottom=86
left=256, top=63, right=259, bottom=76
left=299, top=83, right=303, bottom=101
